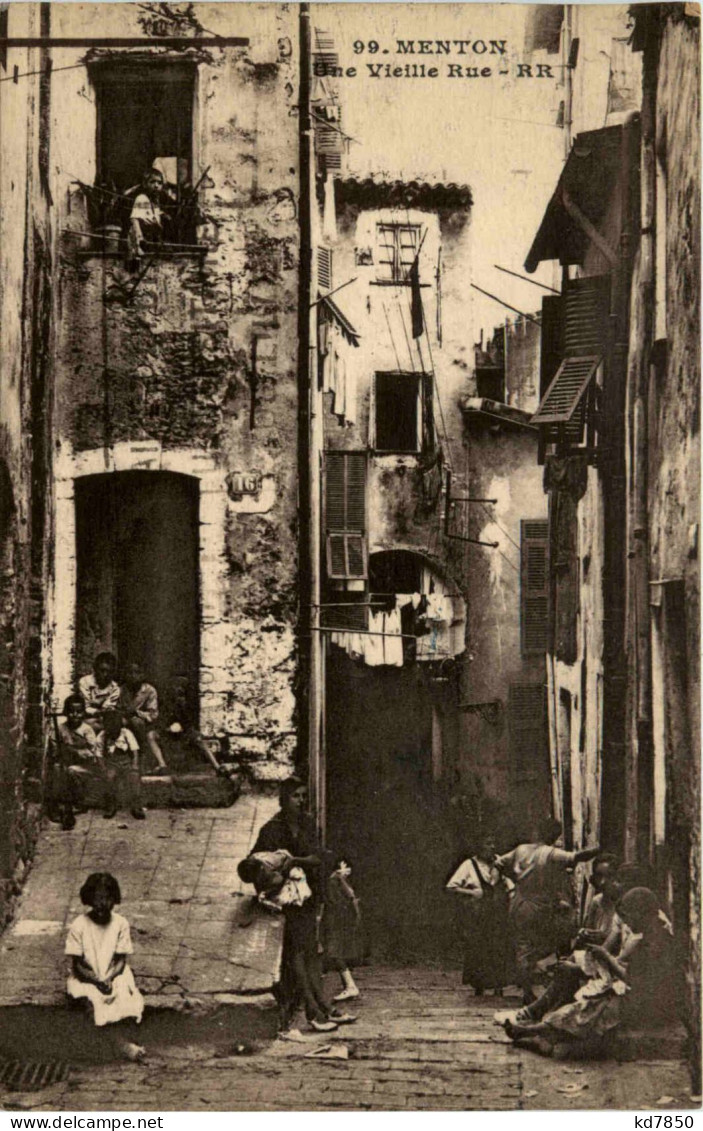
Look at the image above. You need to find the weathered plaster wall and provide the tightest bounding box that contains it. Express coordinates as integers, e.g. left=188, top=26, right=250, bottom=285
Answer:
left=649, top=10, right=701, bottom=1069
left=51, top=4, right=300, bottom=779
left=0, top=6, right=56, bottom=921
left=463, top=425, right=549, bottom=822
left=549, top=468, right=605, bottom=850
left=323, top=194, right=551, bottom=832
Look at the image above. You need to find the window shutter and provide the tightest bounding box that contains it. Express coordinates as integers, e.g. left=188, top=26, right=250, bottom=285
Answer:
left=324, top=451, right=367, bottom=580
left=521, top=519, right=549, bottom=655
left=321, top=599, right=369, bottom=632
left=326, top=533, right=368, bottom=580
left=509, top=683, right=546, bottom=770
left=317, top=247, right=333, bottom=292
left=532, top=275, right=609, bottom=440
left=539, top=294, right=563, bottom=401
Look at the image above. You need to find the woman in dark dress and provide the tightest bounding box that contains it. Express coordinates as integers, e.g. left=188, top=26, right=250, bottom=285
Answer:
left=446, top=834, right=513, bottom=995
left=250, top=777, right=357, bottom=1033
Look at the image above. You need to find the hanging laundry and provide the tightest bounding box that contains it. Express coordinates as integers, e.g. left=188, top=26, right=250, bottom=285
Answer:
left=381, top=607, right=403, bottom=667
left=364, top=611, right=385, bottom=667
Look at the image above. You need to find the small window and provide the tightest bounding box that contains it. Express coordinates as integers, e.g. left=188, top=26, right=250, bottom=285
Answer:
left=374, top=372, right=421, bottom=454
left=377, top=223, right=420, bottom=283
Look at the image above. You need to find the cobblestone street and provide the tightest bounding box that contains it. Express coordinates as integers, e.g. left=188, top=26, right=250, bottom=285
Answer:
left=0, top=968, right=694, bottom=1113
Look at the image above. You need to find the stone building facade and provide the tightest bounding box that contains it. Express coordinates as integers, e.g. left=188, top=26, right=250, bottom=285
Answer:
left=48, top=3, right=301, bottom=781
left=526, top=0, right=700, bottom=1085
left=307, top=162, right=550, bottom=957
left=0, top=4, right=58, bottom=925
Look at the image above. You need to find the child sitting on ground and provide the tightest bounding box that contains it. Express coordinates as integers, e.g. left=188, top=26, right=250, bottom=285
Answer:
left=119, top=661, right=168, bottom=775
left=323, top=856, right=363, bottom=1002
left=78, top=652, right=120, bottom=732
left=98, top=709, right=146, bottom=821
left=237, top=850, right=312, bottom=912
left=65, top=872, right=145, bottom=1061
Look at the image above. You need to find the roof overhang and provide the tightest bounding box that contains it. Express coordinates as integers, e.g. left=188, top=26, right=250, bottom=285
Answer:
left=334, top=176, right=472, bottom=214
left=524, top=125, right=625, bottom=273
left=320, top=294, right=360, bottom=345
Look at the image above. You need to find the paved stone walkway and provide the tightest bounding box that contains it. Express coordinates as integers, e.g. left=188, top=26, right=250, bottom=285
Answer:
left=0, top=968, right=695, bottom=1112
left=0, top=795, right=283, bottom=1008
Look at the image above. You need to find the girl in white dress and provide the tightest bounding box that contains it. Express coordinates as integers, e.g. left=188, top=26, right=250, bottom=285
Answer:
left=65, top=873, right=145, bottom=1060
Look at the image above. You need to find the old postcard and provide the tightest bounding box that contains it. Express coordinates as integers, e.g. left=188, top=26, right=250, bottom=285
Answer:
left=0, top=0, right=699, bottom=1116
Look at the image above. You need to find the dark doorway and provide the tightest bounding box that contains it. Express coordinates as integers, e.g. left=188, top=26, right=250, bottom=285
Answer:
left=75, top=472, right=200, bottom=723
left=326, top=650, right=458, bottom=965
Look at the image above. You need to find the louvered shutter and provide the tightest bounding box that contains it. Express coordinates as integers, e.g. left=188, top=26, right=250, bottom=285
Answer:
left=521, top=519, right=549, bottom=655
left=317, top=247, right=333, bottom=292
left=532, top=276, right=609, bottom=439
left=324, top=451, right=368, bottom=580
left=509, top=683, right=547, bottom=771
left=539, top=294, right=564, bottom=401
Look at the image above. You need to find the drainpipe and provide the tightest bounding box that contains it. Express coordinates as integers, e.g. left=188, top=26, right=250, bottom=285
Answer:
left=297, top=5, right=324, bottom=837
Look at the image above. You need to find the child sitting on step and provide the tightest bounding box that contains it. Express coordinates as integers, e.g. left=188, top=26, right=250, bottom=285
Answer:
left=65, top=872, right=146, bottom=1061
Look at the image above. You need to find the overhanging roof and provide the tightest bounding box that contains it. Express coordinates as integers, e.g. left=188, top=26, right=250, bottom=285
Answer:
left=320, top=294, right=360, bottom=345
left=524, top=126, right=625, bottom=273
left=335, top=176, right=472, bottom=213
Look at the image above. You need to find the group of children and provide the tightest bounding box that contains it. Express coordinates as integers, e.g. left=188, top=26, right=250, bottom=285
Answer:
left=238, top=848, right=364, bottom=1018
left=64, top=855, right=364, bottom=1060
left=55, top=652, right=168, bottom=829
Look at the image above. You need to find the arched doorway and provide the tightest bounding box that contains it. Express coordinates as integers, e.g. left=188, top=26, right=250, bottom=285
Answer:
left=74, top=471, right=200, bottom=722
left=325, top=549, right=466, bottom=963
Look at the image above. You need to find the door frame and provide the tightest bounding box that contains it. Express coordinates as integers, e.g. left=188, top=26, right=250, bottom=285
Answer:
left=53, top=441, right=226, bottom=735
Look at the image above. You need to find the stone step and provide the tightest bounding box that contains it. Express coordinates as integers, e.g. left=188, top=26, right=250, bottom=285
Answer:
left=140, top=771, right=241, bottom=809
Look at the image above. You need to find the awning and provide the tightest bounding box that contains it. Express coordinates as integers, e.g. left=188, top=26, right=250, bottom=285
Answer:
left=320, top=293, right=360, bottom=346
left=524, top=125, right=624, bottom=273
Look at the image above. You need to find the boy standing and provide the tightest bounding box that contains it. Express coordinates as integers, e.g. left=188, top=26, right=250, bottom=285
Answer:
left=99, top=709, right=146, bottom=821
left=79, top=652, right=120, bottom=731
left=119, top=662, right=168, bottom=775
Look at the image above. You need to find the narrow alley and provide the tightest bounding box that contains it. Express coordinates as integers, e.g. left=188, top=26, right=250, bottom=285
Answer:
left=0, top=968, right=692, bottom=1112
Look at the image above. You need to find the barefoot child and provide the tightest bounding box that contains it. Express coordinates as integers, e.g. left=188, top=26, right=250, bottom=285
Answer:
left=65, top=873, right=145, bottom=1061
left=324, top=857, right=363, bottom=1002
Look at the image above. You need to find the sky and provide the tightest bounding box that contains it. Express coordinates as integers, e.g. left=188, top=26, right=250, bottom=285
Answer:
left=313, top=3, right=566, bottom=341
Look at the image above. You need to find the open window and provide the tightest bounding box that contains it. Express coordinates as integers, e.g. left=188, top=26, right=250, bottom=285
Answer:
left=376, top=223, right=420, bottom=283
left=374, top=372, right=421, bottom=454
left=86, top=60, right=199, bottom=247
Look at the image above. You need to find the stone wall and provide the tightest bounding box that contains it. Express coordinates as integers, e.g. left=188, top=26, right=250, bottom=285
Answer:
left=50, top=4, right=301, bottom=780
left=0, top=5, right=56, bottom=920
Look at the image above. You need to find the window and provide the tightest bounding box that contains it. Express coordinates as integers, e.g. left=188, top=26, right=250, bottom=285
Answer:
left=324, top=450, right=367, bottom=580
left=377, top=223, right=420, bottom=283
left=374, top=372, right=421, bottom=453
left=520, top=519, right=549, bottom=655
left=93, top=62, right=195, bottom=194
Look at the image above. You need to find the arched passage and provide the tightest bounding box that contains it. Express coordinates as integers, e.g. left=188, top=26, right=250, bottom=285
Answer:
left=325, top=549, right=466, bottom=964
left=74, top=470, right=200, bottom=723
